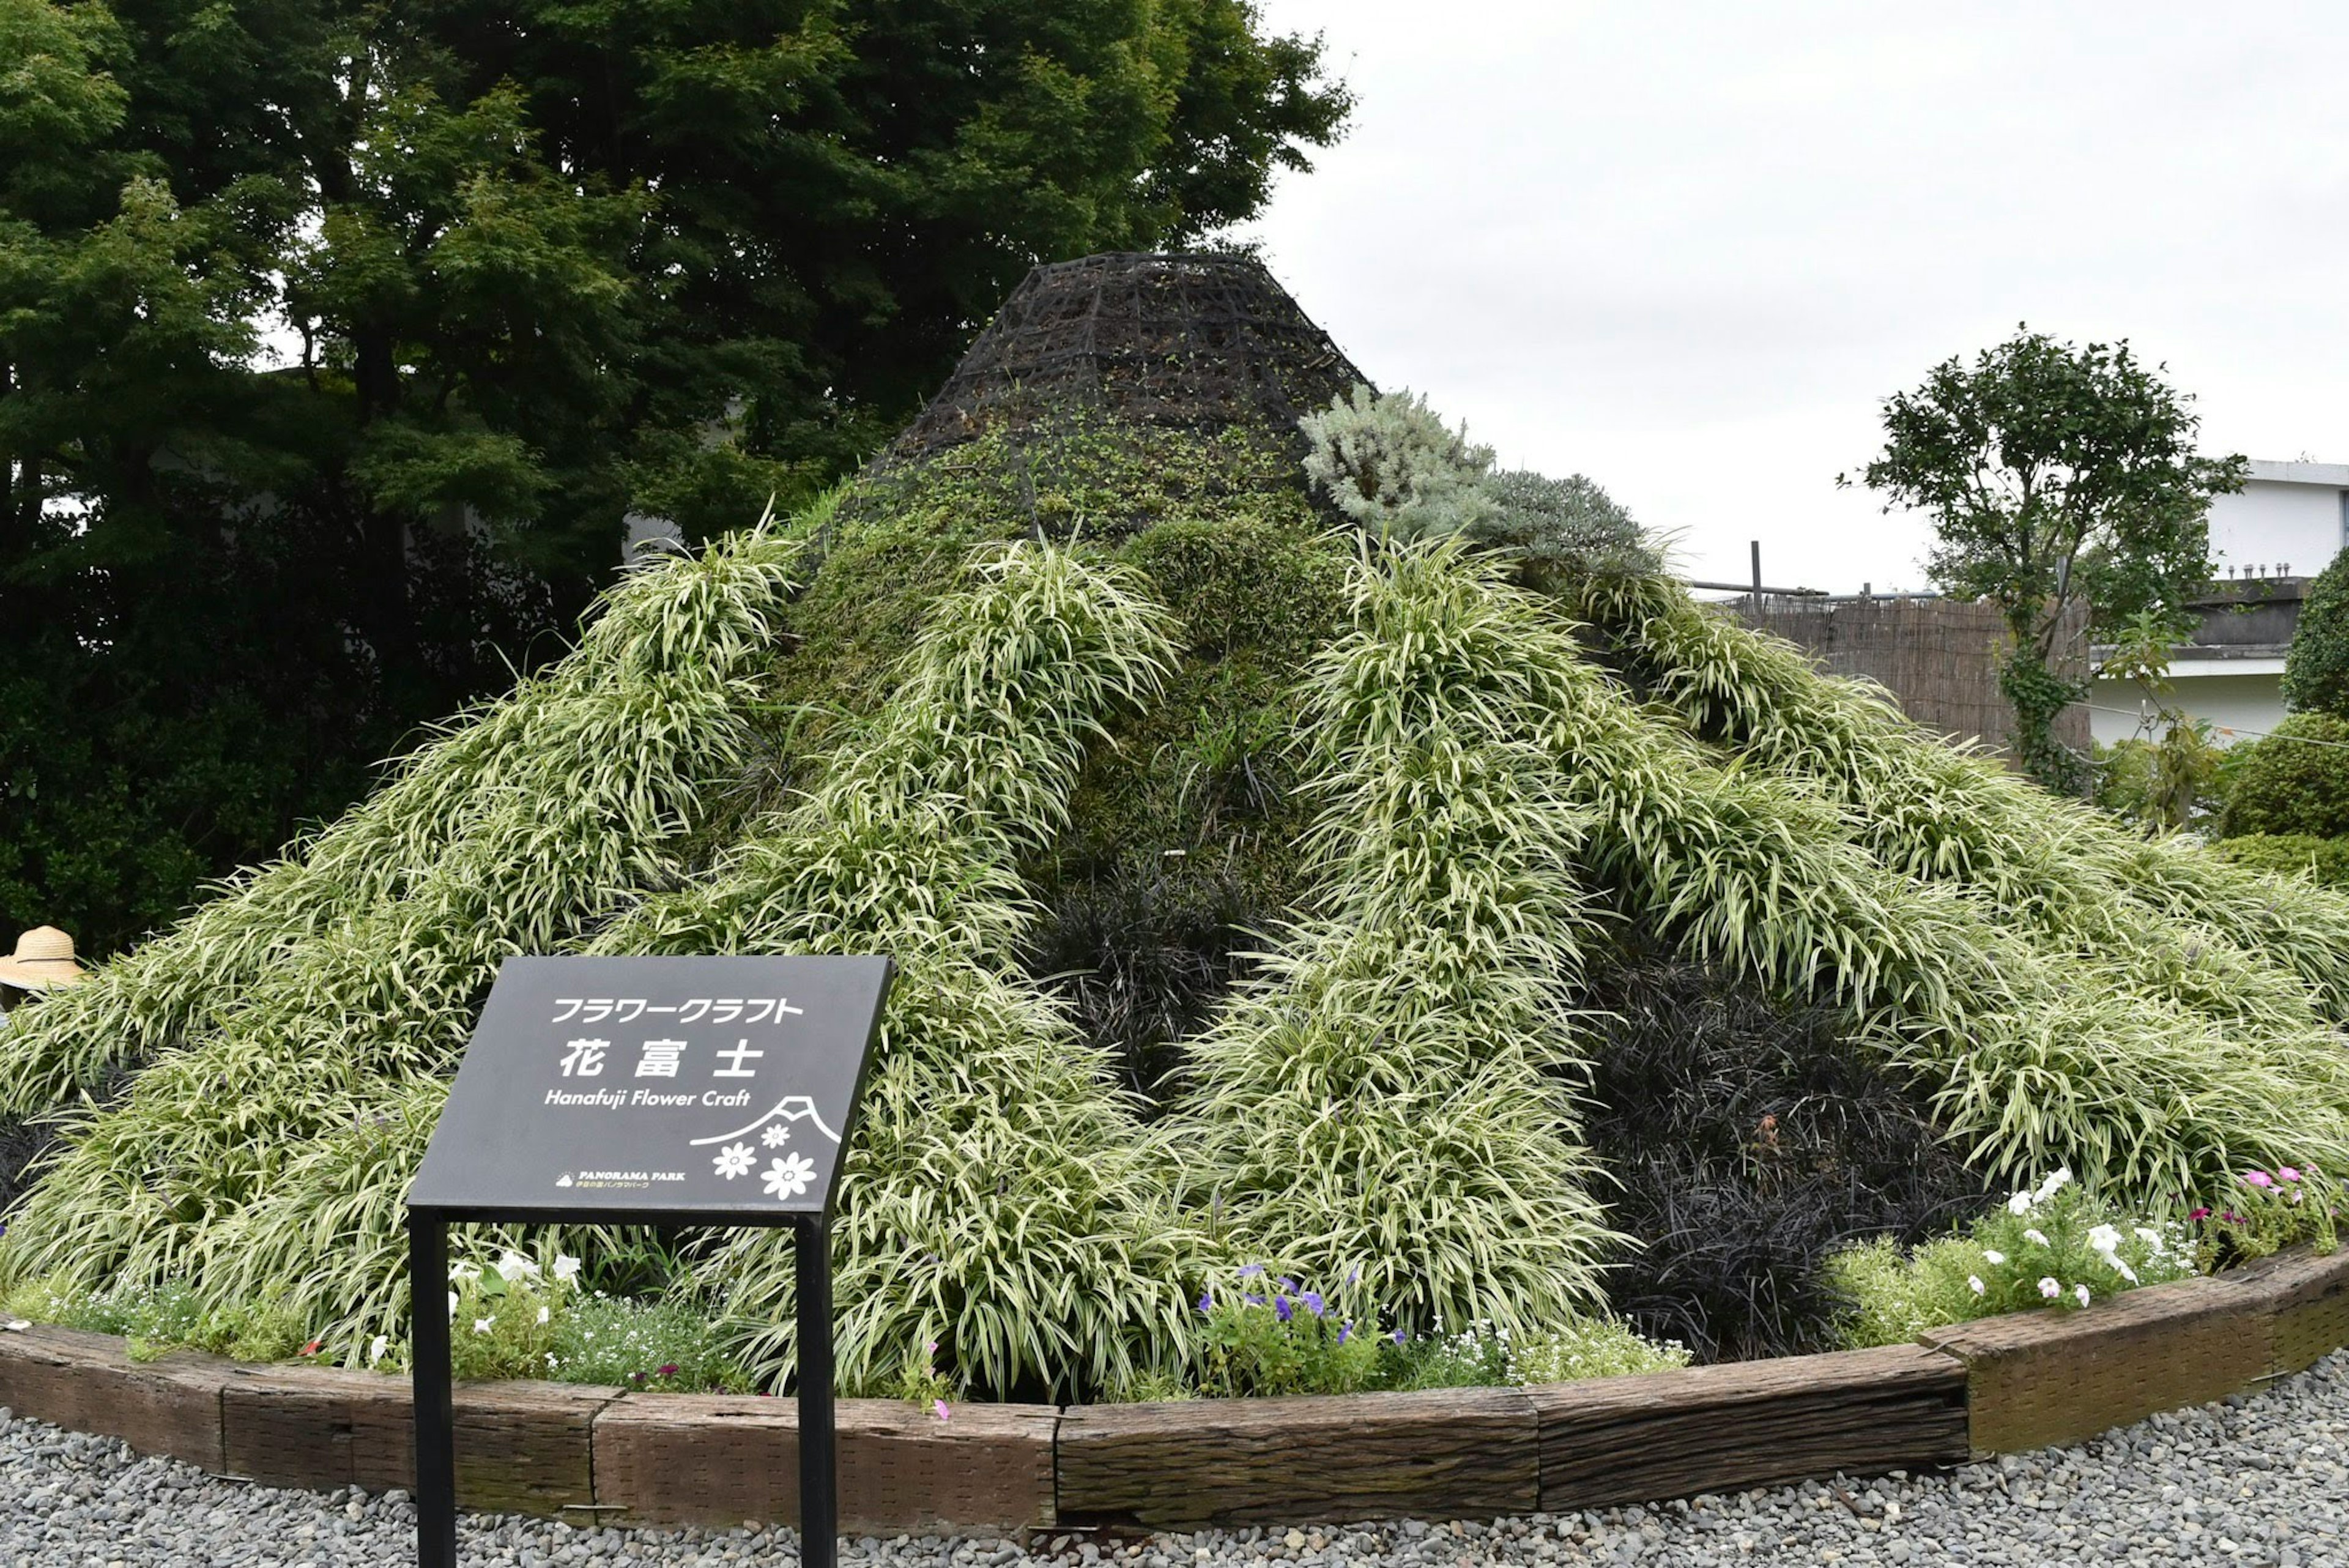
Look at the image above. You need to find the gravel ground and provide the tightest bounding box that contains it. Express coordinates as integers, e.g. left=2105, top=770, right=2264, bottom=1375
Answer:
left=4, top=1351, right=2347, bottom=1568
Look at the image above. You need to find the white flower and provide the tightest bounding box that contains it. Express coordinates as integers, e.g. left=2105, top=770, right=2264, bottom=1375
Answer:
left=369, top=1335, right=389, bottom=1366
left=552, top=1254, right=582, bottom=1287
left=536, top=1304, right=551, bottom=1325
left=448, top=1261, right=482, bottom=1284
left=2007, top=1191, right=2035, bottom=1216
left=713, top=1142, right=758, bottom=1180
left=2023, top=1228, right=2050, bottom=1247
left=2135, top=1226, right=2165, bottom=1254
left=2106, top=1255, right=2139, bottom=1283
left=2074, top=1284, right=2091, bottom=1307
left=1968, top=1276, right=1986, bottom=1295
left=2038, top=1277, right=2061, bottom=1299
left=473, top=1317, right=495, bottom=1336
left=2087, top=1225, right=2123, bottom=1255
left=1981, top=1249, right=2006, bottom=1265
left=763, top=1151, right=817, bottom=1201
left=447, top=1290, right=459, bottom=1321
left=2035, top=1167, right=2073, bottom=1202
left=494, top=1250, right=540, bottom=1284
left=762, top=1124, right=792, bottom=1148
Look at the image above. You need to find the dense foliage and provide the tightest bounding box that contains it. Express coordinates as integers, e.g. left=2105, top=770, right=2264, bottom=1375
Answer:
left=1847, top=330, right=2244, bottom=793
left=6, top=376, right=2348, bottom=1402
left=2217, top=714, right=2349, bottom=840
left=0, top=0, right=1348, bottom=953
left=2284, top=551, right=2349, bottom=718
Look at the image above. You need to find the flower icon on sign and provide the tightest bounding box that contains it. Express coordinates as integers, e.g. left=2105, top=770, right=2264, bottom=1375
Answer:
left=712, top=1142, right=757, bottom=1181
left=762, top=1123, right=792, bottom=1148
left=763, top=1152, right=817, bottom=1202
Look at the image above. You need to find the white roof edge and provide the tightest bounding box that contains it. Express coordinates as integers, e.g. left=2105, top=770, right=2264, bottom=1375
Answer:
left=2162, top=657, right=2288, bottom=678
left=2243, top=458, right=2349, bottom=486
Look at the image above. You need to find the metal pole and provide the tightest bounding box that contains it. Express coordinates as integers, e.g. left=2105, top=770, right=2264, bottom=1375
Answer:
left=795, top=1217, right=837, bottom=1568
left=410, top=1211, right=458, bottom=1568
left=1749, top=540, right=1763, bottom=615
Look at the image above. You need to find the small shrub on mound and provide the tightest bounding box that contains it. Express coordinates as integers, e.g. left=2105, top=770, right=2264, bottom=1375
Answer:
left=1827, top=1169, right=2196, bottom=1349
left=2218, top=713, right=2349, bottom=839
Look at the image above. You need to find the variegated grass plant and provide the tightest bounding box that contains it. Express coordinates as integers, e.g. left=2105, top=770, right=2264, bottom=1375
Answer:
left=1177, top=539, right=1617, bottom=1337
left=0, top=519, right=807, bottom=1358
left=595, top=542, right=1209, bottom=1400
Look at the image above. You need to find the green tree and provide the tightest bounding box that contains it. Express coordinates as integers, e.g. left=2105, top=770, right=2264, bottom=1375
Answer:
left=1849, top=329, right=2245, bottom=795
left=2284, top=550, right=2349, bottom=718
left=0, top=0, right=1348, bottom=951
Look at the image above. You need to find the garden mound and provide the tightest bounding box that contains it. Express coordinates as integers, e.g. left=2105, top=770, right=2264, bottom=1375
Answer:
left=3, top=255, right=2348, bottom=1409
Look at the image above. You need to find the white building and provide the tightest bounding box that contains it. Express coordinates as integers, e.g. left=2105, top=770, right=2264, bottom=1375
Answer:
left=2087, top=459, right=2344, bottom=747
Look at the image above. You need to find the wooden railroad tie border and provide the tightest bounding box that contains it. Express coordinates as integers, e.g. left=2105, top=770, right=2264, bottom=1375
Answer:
left=0, top=1249, right=2343, bottom=1532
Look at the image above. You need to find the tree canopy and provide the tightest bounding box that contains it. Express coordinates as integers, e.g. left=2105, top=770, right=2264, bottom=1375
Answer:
left=0, top=0, right=1348, bottom=951
left=1849, top=328, right=2244, bottom=794
left=2285, top=550, right=2349, bottom=719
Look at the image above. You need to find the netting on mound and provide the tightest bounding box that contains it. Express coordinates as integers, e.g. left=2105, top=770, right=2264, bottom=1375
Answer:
left=885, top=252, right=1371, bottom=462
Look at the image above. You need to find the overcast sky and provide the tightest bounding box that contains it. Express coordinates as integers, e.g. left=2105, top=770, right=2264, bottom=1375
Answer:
left=1227, top=1, right=2349, bottom=592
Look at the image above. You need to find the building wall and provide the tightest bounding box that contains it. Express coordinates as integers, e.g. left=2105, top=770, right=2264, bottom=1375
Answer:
left=2206, top=463, right=2348, bottom=579
left=2088, top=669, right=2286, bottom=748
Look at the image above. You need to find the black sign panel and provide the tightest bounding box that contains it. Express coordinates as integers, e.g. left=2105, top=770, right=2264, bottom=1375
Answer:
left=408, top=954, right=891, bottom=1221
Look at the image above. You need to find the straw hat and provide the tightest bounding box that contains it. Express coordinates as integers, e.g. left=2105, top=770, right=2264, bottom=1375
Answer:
left=0, top=927, right=87, bottom=991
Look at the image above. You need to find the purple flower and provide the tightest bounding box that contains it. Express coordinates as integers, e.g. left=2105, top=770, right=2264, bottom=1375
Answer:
left=1274, top=1296, right=1293, bottom=1323
left=1197, top=1290, right=1214, bottom=1315
left=1300, top=1291, right=1326, bottom=1317
left=2188, top=1206, right=2211, bottom=1221
left=1242, top=1293, right=1264, bottom=1307
left=1390, top=1328, right=1406, bottom=1345
left=658, top=1364, right=679, bottom=1378
left=1346, top=1266, right=1360, bottom=1288
left=1337, top=1323, right=1352, bottom=1345
left=2280, top=1166, right=2304, bottom=1182
left=1278, top=1277, right=1299, bottom=1294
left=2245, top=1170, right=2276, bottom=1189
left=1238, top=1264, right=1264, bottom=1278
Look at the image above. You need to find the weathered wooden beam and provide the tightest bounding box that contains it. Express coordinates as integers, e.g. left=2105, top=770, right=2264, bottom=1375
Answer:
left=0, top=1326, right=223, bottom=1470
left=1531, top=1345, right=1969, bottom=1511
left=1055, top=1388, right=1538, bottom=1528
left=1921, top=1278, right=2271, bottom=1455
left=590, top=1394, right=1057, bottom=1532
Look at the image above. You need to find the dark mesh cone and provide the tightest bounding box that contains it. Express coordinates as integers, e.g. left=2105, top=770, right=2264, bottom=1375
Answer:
left=886, top=251, right=1372, bottom=461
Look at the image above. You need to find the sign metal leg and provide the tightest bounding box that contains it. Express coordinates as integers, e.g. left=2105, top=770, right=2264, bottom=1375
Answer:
left=796, top=1217, right=837, bottom=1568
left=410, top=1212, right=459, bottom=1568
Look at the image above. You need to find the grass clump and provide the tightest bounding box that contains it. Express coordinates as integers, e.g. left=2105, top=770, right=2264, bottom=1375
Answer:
left=1177, top=538, right=1617, bottom=1337
left=602, top=542, right=1209, bottom=1401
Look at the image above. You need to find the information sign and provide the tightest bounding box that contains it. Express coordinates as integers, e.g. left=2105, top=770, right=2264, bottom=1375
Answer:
left=405, top=954, right=891, bottom=1568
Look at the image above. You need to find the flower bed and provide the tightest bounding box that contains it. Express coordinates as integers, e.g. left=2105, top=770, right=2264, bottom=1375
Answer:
left=0, top=1245, right=2340, bottom=1533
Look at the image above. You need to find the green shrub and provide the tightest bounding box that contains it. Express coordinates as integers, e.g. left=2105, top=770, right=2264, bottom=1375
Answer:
left=2211, top=833, right=2349, bottom=887
left=1478, top=468, right=1660, bottom=583
left=2217, top=713, right=2349, bottom=839
left=2197, top=1163, right=2342, bottom=1267
left=2284, top=551, right=2349, bottom=717
left=1, top=1277, right=312, bottom=1364
left=1827, top=1171, right=2197, bottom=1348
left=549, top=1294, right=749, bottom=1394
left=1299, top=385, right=1496, bottom=540
left=1195, top=1269, right=1381, bottom=1396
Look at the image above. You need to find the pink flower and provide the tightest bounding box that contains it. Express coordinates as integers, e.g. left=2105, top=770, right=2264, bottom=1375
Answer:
left=2244, top=1171, right=2275, bottom=1189
left=2188, top=1207, right=2211, bottom=1222
left=933, top=1399, right=951, bottom=1422
left=2280, top=1167, right=2303, bottom=1183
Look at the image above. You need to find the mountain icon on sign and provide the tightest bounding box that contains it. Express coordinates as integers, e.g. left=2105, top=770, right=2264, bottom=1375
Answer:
left=555, top=1173, right=574, bottom=1187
